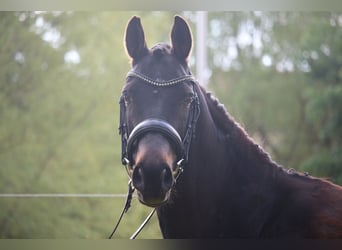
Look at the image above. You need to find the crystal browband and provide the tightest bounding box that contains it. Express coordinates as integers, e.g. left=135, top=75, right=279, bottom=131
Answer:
left=126, top=70, right=196, bottom=87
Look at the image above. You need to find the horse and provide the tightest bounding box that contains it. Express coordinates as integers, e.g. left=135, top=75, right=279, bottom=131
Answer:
left=118, top=15, right=342, bottom=238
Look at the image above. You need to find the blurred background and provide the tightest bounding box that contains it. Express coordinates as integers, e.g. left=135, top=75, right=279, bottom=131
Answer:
left=0, top=11, right=341, bottom=238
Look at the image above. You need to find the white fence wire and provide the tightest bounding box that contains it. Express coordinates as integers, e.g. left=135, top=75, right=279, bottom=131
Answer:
left=0, top=193, right=130, bottom=198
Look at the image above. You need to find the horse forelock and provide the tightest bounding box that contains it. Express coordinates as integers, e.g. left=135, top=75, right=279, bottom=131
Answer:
left=131, top=44, right=190, bottom=82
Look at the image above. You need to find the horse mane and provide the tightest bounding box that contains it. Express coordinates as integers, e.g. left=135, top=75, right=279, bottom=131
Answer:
left=200, top=85, right=333, bottom=183
left=200, top=85, right=277, bottom=167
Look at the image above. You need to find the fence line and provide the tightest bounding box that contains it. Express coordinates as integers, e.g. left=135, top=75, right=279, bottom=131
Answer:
left=0, top=193, right=132, bottom=198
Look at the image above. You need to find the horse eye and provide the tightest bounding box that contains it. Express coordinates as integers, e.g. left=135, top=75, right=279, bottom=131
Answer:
left=123, top=93, right=132, bottom=106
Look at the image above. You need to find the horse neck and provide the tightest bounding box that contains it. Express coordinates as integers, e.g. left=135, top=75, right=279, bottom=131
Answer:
left=185, top=85, right=282, bottom=200
left=158, top=86, right=286, bottom=237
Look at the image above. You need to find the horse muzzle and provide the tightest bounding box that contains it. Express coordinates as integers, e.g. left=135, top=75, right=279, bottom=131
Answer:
left=132, top=161, right=173, bottom=207
left=125, top=119, right=184, bottom=207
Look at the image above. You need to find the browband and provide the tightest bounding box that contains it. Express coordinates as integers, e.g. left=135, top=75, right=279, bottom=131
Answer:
left=126, top=70, right=196, bottom=87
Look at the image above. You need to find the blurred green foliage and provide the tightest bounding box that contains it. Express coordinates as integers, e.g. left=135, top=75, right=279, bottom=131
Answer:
left=0, top=11, right=341, bottom=238
left=0, top=11, right=167, bottom=239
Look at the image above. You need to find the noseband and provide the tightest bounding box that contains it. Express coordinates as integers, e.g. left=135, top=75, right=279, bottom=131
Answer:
left=119, top=70, right=201, bottom=179
left=126, top=119, right=183, bottom=165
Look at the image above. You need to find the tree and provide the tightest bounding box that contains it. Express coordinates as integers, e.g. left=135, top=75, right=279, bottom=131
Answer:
left=0, top=11, right=170, bottom=238
left=202, top=12, right=342, bottom=184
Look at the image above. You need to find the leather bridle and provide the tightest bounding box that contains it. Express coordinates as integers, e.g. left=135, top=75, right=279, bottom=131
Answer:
left=119, top=70, right=200, bottom=181
left=109, top=70, right=200, bottom=239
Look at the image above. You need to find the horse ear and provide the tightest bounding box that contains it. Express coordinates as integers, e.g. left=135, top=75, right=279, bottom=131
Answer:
left=125, top=16, right=149, bottom=61
left=171, top=16, right=192, bottom=62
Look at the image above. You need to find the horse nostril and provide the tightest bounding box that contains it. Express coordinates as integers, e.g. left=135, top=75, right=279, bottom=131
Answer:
left=161, top=167, right=174, bottom=192
left=132, top=166, right=144, bottom=191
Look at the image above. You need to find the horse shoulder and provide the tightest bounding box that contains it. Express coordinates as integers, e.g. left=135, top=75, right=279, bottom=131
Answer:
left=309, top=179, right=342, bottom=238
left=278, top=173, right=342, bottom=238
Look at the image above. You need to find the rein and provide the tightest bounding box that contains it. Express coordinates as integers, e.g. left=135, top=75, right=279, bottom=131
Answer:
left=109, top=70, right=200, bottom=239
left=108, top=180, right=156, bottom=239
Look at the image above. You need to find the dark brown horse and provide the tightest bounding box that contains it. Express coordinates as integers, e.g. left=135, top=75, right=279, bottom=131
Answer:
left=119, top=15, right=342, bottom=238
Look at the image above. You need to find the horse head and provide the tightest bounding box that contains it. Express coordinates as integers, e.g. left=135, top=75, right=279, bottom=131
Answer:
left=120, top=16, right=199, bottom=207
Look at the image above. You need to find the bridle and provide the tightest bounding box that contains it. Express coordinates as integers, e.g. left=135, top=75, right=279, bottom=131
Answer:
left=108, top=70, right=200, bottom=239
left=119, top=70, right=200, bottom=180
